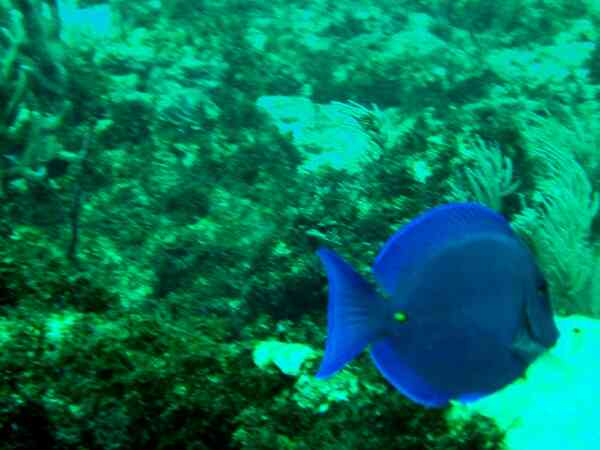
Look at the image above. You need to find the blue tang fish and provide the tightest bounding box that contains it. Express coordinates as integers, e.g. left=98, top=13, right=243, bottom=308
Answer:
left=316, top=202, right=559, bottom=407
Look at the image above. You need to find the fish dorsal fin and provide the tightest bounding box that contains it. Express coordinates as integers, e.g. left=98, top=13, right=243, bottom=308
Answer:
left=372, top=203, right=513, bottom=296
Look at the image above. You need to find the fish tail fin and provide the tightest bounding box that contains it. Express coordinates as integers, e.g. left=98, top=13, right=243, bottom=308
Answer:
left=316, top=247, right=388, bottom=378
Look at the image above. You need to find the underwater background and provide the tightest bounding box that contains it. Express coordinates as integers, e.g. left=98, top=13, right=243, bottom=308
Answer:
left=1, top=0, right=600, bottom=449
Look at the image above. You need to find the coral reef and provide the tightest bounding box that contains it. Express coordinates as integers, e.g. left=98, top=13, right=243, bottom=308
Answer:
left=2, top=0, right=600, bottom=448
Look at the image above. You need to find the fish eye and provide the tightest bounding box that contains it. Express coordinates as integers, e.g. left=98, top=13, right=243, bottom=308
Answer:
left=536, top=286, right=546, bottom=296
left=536, top=280, right=548, bottom=297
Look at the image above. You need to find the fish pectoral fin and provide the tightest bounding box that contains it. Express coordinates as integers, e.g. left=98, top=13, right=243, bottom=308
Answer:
left=511, top=326, right=545, bottom=364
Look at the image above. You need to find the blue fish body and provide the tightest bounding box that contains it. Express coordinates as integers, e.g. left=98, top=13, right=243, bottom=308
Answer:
left=316, top=203, right=559, bottom=407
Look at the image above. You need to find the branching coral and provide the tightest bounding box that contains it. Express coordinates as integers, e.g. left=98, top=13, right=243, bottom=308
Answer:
left=0, top=0, right=68, bottom=195
left=0, top=3, right=27, bottom=124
